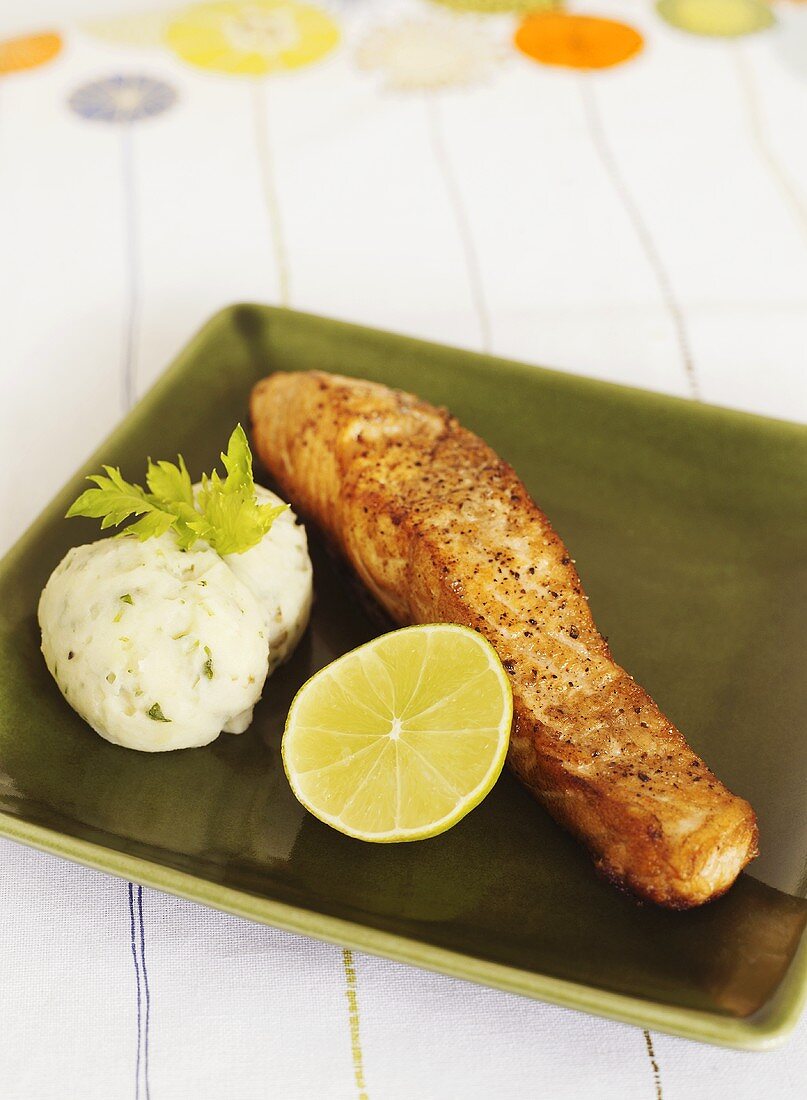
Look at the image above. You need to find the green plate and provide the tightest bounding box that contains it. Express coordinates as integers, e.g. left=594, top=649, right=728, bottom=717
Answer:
left=1, top=305, right=805, bottom=1050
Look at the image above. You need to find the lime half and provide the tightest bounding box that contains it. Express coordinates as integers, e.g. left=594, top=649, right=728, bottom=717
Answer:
left=282, top=624, right=513, bottom=842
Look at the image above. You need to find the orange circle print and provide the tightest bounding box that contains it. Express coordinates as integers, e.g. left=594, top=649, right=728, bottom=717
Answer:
left=0, top=32, right=62, bottom=75
left=515, top=12, right=643, bottom=70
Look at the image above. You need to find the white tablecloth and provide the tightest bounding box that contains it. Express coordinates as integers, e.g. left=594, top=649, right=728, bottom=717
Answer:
left=1, top=1, right=806, bottom=1096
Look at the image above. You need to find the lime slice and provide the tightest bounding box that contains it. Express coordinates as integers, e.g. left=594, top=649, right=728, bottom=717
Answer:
left=282, top=624, right=513, bottom=842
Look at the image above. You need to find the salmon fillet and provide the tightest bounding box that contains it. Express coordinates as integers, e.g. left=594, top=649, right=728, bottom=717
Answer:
left=250, top=370, right=758, bottom=908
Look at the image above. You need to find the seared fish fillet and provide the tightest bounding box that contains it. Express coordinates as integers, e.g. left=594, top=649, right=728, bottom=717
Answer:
left=251, top=371, right=758, bottom=908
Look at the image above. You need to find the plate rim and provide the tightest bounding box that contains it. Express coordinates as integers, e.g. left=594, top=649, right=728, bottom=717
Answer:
left=1, top=812, right=805, bottom=1051
left=2, top=303, right=806, bottom=1052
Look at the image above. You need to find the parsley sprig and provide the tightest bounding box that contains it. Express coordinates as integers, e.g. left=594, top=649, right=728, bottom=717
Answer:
left=66, top=425, right=286, bottom=556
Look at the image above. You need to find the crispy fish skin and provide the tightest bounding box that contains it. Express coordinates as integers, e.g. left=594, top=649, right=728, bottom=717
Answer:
left=250, top=370, right=758, bottom=908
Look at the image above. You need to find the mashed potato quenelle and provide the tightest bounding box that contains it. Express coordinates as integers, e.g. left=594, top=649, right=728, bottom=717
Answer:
left=223, top=486, right=312, bottom=673
left=39, top=490, right=313, bottom=751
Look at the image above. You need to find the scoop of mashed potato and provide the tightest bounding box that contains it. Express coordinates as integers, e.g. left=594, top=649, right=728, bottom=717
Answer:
left=39, top=486, right=313, bottom=752
left=39, top=534, right=269, bottom=751
left=223, top=486, right=313, bottom=673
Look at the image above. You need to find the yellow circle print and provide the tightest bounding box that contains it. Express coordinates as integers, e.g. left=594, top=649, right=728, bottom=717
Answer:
left=166, top=0, right=340, bottom=76
left=656, top=0, right=774, bottom=37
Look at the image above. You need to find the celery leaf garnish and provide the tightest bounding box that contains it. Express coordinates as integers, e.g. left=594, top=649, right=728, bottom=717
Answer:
left=66, top=425, right=284, bottom=555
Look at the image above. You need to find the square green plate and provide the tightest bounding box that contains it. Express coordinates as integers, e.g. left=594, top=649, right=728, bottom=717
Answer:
left=1, top=306, right=805, bottom=1050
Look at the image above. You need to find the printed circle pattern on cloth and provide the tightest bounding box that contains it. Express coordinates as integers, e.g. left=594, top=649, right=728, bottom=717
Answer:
left=165, top=0, right=340, bottom=76
left=357, top=17, right=502, bottom=91
left=515, top=11, right=644, bottom=70
left=656, top=0, right=775, bottom=37
left=68, top=74, right=178, bottom=123
left=0, top=32, right=62, bottom=74
left=81, top=11, right=169, bottom=49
